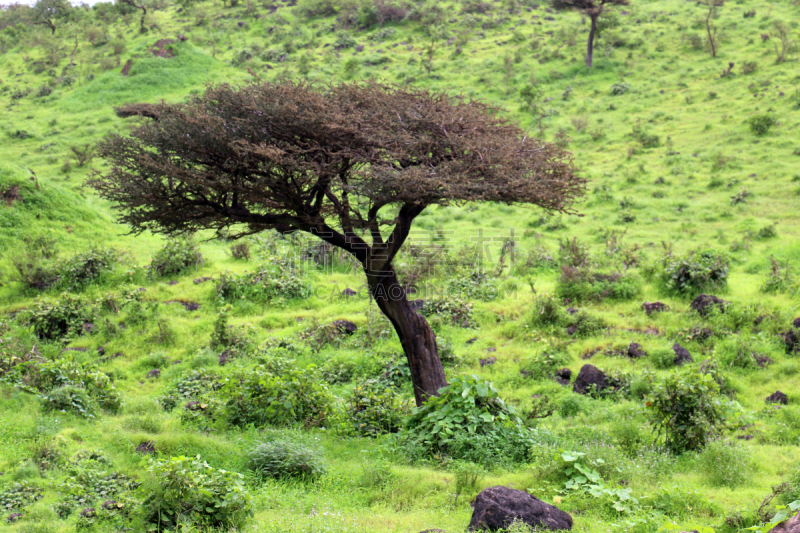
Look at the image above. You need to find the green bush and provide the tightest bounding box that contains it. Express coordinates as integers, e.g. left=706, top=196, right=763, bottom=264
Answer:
left=24, top=293, right=98, bottom=341
left=650, top=347, right=676, bottom=369
left=780, top=463, right=800, bottom=504
left=5, top=359, right=121, bottom=417
left=659, top=249, right=729, bottom=295
left=148, top=238, right=203, bottom=278
left=58, top=247, right=117, bottom=289
left=568, top=311, right=606, bottom=337
left=646, top=368, right=727, bottom=453
left=697, top=440, right=752, bottom=487
left=558, top=395, right=583, bottom=418
left=400, top=375, right=532, bottom=464
left=247, top=437, right=327, bottom=480
left=520, top=347, right=570, bottom=380
left=557, top=266, right=640, bottom=302
left=420, top=297, right=474, bottom=327
left=347, top=380, right=412, bottom=437
left=139, top=455, right=252, bottom=532
left=747, top=113, right=777, bottom=136
left=0, top=481, right=43, bottom=514
left=220, top=365, right=333, bottom=428
left=216, top=266, right=311, bottom=302
left=158, top=370, right=223, bottom=412
left=529, top=293, right=568, bottom=327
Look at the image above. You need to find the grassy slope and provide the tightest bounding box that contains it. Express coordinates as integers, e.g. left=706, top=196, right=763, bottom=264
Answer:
left=1, top=0, right=800, bottom=531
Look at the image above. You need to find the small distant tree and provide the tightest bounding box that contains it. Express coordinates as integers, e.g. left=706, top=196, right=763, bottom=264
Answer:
left=549, top=0, right=630, bottom=68
left=771, top=20, right=794, bottom=63
left=92, top=82, right=585, bottom=406
left=32, top=0, right=71, bottom=35
left=118, top=0, right=147, bottom=32
left=699, top=0, right=724, bottom=58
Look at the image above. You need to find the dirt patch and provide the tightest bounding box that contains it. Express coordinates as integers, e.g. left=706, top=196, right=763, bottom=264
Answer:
left=135, top=441, right=155, bottom=454
left=151, top=39, right=176, bottom=57
left=1, top=185, right=22, bottom=206
left=120, top=59, right=133, bottom=76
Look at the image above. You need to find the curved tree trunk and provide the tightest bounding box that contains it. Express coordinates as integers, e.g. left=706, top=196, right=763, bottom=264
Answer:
left=367, top=267, right=447, bottom=407
left=586, top=14, right=598, bottom=68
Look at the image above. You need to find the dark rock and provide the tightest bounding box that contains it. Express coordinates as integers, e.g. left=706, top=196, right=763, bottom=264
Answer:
left=466, top=337, right=478, bottom=344
left=62, top=347, right=88, bottom=353
left=237, top=21, right=245, bottom=27
left=768, top=509, right=800, bottom=533
left=487, top=347, right=496, bottom=353
left=737, top=435, right=754, bottom=441
left=98, top=346, right=105, bottom=356
left=641, top=301, right=669, bottom=315
left=755, top=355, right=772, bottom=368
left=573, top=364, right=607, bottom=395
left=218, top=351, right=229, bottom=366
left=480, top=357, right=497, bottom=367
left=341, top=287, right=357, bottom=297
left=566, top=325, right=578, bottom=336
left=168, top=280, right=178, bottom=285
left=767, top=391, right=788, bottom=405
left=112, top=351, right=123, bottom=359
left=794, top=317, right=800, bottom=328
left=333, top=320, right=357, bottom=335
left=627, top=342, right=646, bottom=358
left=672, top=343, right=693, bottom=365
left=690, top=294, right=728, bottom=317
left=555, top=368, right=571, bottom=385
left=101, top=500, right=118, bottom=510
left=784, top=329, right=800, bottom=354
left=355, top=44, right=364, bottom=52
left=166, top=300, right=200, bottom=311
left=121, top=59, right=133, bottom=76
left=566, top=307, right=578, bottom=315
left=172, top=360, right=182, bottom=365
left=83, top=322, right=97, bottom=334
left=193, top=276, right=212, bottom=284
left=185, top=401, right=202, bottom=410
left=468, top=486, right=572, bottom=531
left=7, top=513, right=23, bottom=523
left=80, top=508, right=96, bottom=518
left=147, top=369, right=161, bottom=379
left=419, top=530, right=445, bottom=533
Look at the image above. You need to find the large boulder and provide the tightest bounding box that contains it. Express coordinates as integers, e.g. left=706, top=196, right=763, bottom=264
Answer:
left=468, top=486, right=572, bottom=531
left=332, top=320, right=357, bottom=335
left=690, top=294, right=728, bottom=316
left=641, top=301, right=669, bottom=315
left=627, top=342, right=647, bottom=358
left=672, top=343, right=693, bottom=366
left=766, top=391, right=788, bottom=405
left=572, top=364, right=607, bottom=395
left=769, top=510, right=800, bottom=533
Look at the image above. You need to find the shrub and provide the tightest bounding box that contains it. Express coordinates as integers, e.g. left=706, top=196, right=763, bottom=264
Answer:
left=400, top=375, right=530, bottom=463
left=730, top=187, right=751, bottom=205
left=659, top=249, right=730, bottom=295
left=520, top=347, right=570, bottom=380
left=780, top=463, right=800, bottom=504
left=220, top=365, right=333, bottom=428
left=557, top=266, right=640, bottom=302
left=230, top=242, right=250, bottom=260
left=216, top=266, right=311, bottom=302
left=139, top=456, right=251, bottom=532
left=247, top=438, right=327, bottom=480
left=567, top=311, right=606, bottom=337
left=748, top=113, right=777, bottom=136
left=698, top=440, right=752, bottom=487
left=611, top=420, right=645, bottom=456
left=420, top=297, right=473, bottom=327
left=611, top=82, right=630, bottom=95
left=158, top=370, right=223, bottom=412
left=646, top=368, right=727, bottom=453
left=7, top=359, right=122, bottom=417
left=335, top=32, right=356, bottom=49
left=529, top=293, right=568, bottom=327
left=24, top=294, right=98, bottom=341
left=9, top=236, right=60, bottom=291
left=58, top=247, right=117, bottom=289
left=0, top=482, right=43, bottom=513
left=650, top=348, right=676, bottom=369
left=148, top=238, right=203, bottom=278
left=558, top=395, right=583, bottom=418
left=346, top=380, right=412, bottom=437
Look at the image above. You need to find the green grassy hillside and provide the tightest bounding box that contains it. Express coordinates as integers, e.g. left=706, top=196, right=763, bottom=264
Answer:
left=1, top=0, right=800, bottom=531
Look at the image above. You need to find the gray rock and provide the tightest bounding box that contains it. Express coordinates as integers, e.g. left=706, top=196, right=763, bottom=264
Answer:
left=468, top=486, right=572, bottom=531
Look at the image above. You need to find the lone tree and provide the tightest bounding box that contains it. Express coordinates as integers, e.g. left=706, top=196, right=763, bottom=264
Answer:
left=699, top=0, right=724, bottom=58
left=550, top=0, right=630, bottom=68
left=92, top=82, right=584, bottom=406
left=32, top=0, right=71, bottom=35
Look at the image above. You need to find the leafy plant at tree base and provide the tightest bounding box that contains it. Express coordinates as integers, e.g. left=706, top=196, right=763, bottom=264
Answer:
left=220, top=365, right=333, bottom=428
left=646, top=368, right=728, bottom=453
left=400, top=375, right=532, bottom=464
left=247, top=437, right=327, bottom=480
left=148, top=238, right=203, bottom=279
left=346, top=379, right=412, bottom=437
left=139, top=455, right=252, bottom=532
left=557, top=451, right=638, bottom=513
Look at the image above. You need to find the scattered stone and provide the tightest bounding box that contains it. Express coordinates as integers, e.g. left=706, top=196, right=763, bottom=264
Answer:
left=419, top=530, right=445, bottom=533
left=219, top=351, right=229, bottom=366
left=62, top=347, right=88, bottom=353
left=784, top=329, right=799, bottom=354
left=737, top=435, right=754, bottom=440
left=573, top=364, right=607, bottom=395
left=166, top=300, right=200, bottom=311
left=341, top=287, right=357, bottom=297
left=121, top=59, right=133, bottom=76
left=147, top=369, right=161, bottom=379
left=767, top=391, right=788, bottom=405
left=755, top=355, right=772, bottom=368
left=468, top=486, right=573, bottom=531
left=151, top=38, right=176, bottom=57
left=555, top=368, right=571, bottom=385
left=627, top=342, right=646, bottom=358
left=487, top=347, right=496, bottom=353
left=237, top=20, right=245, bottom=27
left=7, top=513, right=23, bottom=523
left=98, top=346, right=105, bottom=356
left=566, top=307, right=578, bottom=315
left=333, top=320, right=357, bottom=335
left=80, top=508, right=96, bottom=518
left=768, top=509, right=800, bottom=533
left=672, top=343, right=693, bottom=366
left=690, top=294, right=728, bottom=316
left=101, top=500, right=119, bottom=510
left=641, top=301, right=669, bottom=315
left=480, top=357, right=497, bottom=367
left=83, top=322, right=97, bottom=334
left=135, top=441, right=155, bottom=454
left=794, top=317, right=800, bottom=328
left=193, top=276, right=212, bottom=284
left=466, top=337, right=478, bottom=344
left=168, top=280, right=178, bottom=285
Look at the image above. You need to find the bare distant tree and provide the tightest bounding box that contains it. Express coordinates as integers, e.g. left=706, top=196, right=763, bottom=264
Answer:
left=699, top=0, right=724, bottom=58
left=550, top=0, right=630, bottom=67
left=92, top=82, right=585, bottom=406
